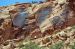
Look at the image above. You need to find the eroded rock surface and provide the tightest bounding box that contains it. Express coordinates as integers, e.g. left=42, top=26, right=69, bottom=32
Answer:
left=0, top=0, right=75, bottom=49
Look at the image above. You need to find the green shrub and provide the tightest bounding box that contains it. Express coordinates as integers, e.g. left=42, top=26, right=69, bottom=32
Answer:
left=69, top=42, right=75, bottom=49
left=20, top=41, right=42, bottom=49
left=49, top=41, right=63, bottom=49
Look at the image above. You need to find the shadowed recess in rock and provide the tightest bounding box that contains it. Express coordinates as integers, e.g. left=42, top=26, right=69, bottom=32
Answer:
left=13, top=11, right=29, bottom=28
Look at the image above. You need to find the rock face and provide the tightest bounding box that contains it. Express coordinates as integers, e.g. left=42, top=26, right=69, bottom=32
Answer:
left=0, top=0, right=75, bottom=44
left=13, top=12, right=28, bottom=28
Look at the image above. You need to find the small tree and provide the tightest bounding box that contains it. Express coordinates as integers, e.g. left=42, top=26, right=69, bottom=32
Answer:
left=39, top=1, right=43, bottom=3
left=32, top=1, right=38, bottom=4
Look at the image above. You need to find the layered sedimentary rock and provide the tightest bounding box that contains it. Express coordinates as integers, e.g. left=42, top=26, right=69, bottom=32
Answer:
left=0, top=0, right=75, bottom=42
